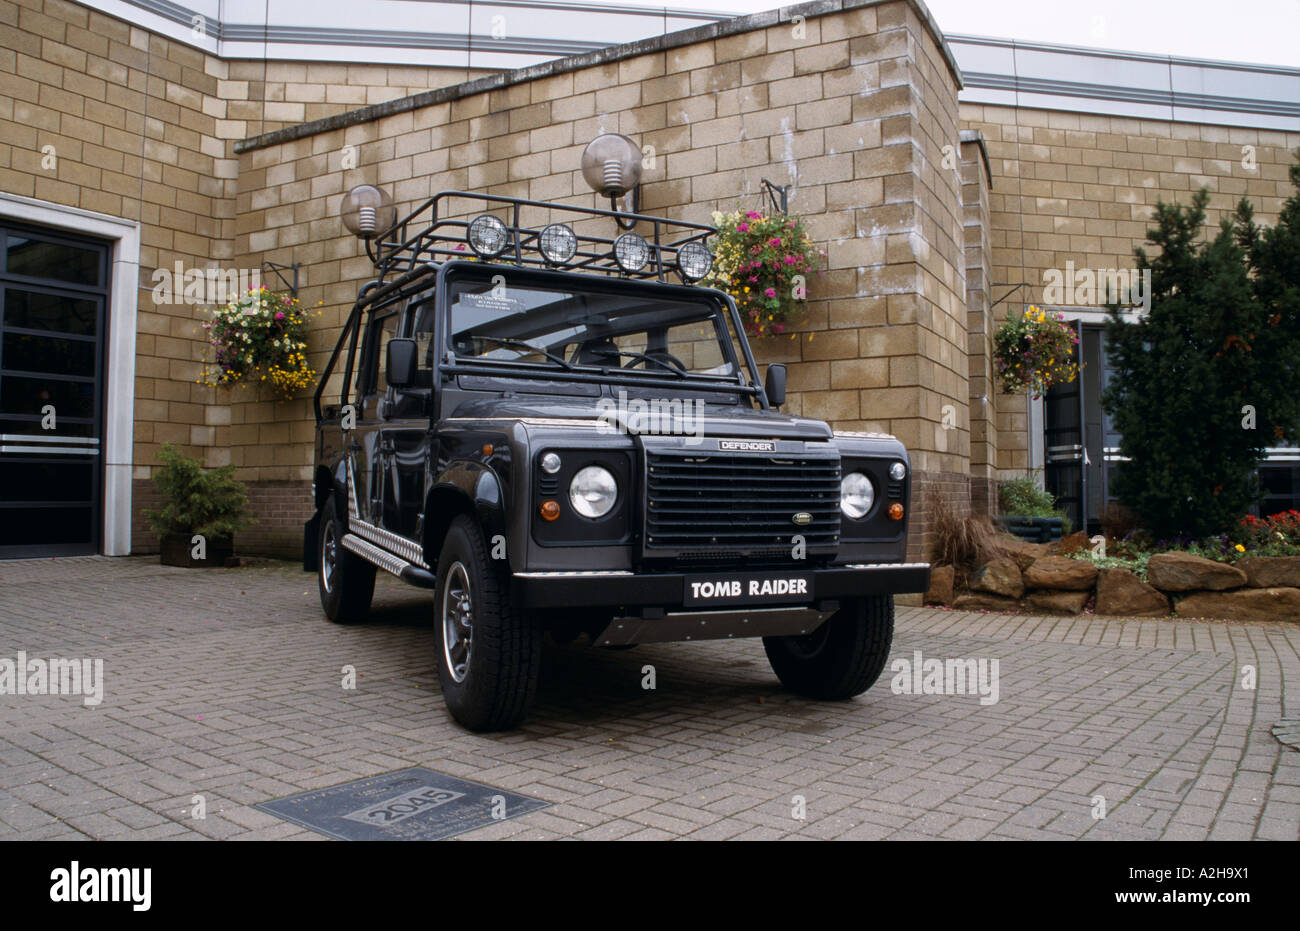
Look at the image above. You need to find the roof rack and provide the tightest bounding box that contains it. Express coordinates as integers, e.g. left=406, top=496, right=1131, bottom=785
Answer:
left=367, top=190, right=715, bottom=284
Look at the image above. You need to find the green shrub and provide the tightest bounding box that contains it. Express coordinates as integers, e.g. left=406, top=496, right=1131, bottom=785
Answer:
left=145, top=443, right=253, bottom=539
left=1101, top=162, right=1300, bottom=538
left=999, top=474, right=1072, bottom=531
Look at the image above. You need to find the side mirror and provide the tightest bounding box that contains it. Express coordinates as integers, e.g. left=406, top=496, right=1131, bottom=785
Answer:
left=386, top=338, right=418, bottom=389
left=765, top=363, right=787, bottom=410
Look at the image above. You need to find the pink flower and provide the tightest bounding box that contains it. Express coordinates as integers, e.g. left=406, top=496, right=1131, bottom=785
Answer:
left=737, top=222, right=750, bottom=232
left=764, top=288, right=777, bottom=298
left=746, top=210, right=761, bottom=219
left=274, top=311, right=285, bottom=321
left=783, top=255, right=797, bottom=265
left=772, top=323, right=786, bottom=334
left=769, top=238, right=782, bottom=247
left=747, top=276, right=758, bottom=283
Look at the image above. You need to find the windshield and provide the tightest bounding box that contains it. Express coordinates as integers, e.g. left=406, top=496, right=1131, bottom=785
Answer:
left=439, top=272, right=744, bottom=383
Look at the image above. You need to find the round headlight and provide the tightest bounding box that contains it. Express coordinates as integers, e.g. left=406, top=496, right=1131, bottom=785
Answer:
left=613, top=232, right=650, bottom=273
left=677, top=241, right=712, bottom=281
left=569, top=465, right=618, bottom=519
left=889, top=461, right=907, bottom=481
left=841, top=472, right=874, bottom=520
left=467, top=214, right=509, bottom=258
left=538, top=223, right=577, bottom=265
left=540, top=452, right=561, bottom=474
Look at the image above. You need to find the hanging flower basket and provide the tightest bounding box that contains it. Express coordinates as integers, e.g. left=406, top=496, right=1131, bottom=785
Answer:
left=993, top=305, right=1079, bottom=398
left=702, top=207, right=825, bottom=338
left=200, top=288, right=318, bottom=400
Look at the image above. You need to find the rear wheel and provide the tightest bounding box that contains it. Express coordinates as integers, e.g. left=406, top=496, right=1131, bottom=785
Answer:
left=318, top=494, right=376, bottom=624
left=762, top=594, right=894, bottom=699
left=434, top=515, right=541, bottom=731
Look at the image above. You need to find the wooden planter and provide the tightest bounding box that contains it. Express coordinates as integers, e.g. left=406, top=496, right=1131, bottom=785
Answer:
left=159, top=533, right=235, bottom=568
left=994, top=515, right=1064, bottom=544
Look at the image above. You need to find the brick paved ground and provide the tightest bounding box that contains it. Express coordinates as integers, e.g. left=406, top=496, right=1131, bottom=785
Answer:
left=0, top=556, right=1297, bottom=841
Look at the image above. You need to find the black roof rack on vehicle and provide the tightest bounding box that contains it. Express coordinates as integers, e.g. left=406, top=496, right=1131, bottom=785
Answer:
left=366, top=190, right=715, bottom=285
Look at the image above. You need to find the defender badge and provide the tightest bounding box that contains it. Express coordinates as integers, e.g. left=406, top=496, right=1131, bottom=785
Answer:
left=792, top=512, right=813, bottom=526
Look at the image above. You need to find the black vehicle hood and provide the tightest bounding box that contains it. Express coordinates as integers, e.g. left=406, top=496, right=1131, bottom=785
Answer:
left=445, top=395, right=835, bottom=441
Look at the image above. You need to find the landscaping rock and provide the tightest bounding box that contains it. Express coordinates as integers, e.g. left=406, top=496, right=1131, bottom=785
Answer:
left=1147, top=552, right=1247, bottom=592
left=924, top=565, right=955, bottom=606
left=1236, top=556, right=1300, bottom=589
left=1173, top=587, right=1300, bottom=622
left=1094, top=568, right=1170, bottom=617
left=969, top=558, right=1024, bottom=598
left=1022, top=556, right=1098, bottom=591
left=1000, top=536, right=1052, bottom=570
left=952, top=592, right=1021, bottom=612
left=1047, top=531, right=1092, bottom=556
left=1024, top=589, right=1090, bottom=615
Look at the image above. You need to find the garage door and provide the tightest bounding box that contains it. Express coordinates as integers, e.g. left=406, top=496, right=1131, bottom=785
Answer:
left=0, top=222, right=110, bottom=557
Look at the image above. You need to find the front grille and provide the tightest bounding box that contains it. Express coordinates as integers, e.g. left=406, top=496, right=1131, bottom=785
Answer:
left=644, top=452, right=841, bottom=555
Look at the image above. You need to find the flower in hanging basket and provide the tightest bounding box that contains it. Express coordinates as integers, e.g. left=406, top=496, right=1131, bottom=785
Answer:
left=200, top=288, right=318, bottom=399
left=702, top=207, right=824, bottom=338
left=992, top=305, right=1079, bottom=398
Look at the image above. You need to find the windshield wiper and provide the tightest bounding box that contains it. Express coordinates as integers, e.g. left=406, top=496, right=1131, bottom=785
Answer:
left=586, top=347, right=688, bottom=378
left=468, top=336, right=574, bottom=370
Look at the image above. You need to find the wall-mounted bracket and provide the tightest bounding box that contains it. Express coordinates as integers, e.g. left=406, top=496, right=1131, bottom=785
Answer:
left=262, top=260, right=300, bottom=298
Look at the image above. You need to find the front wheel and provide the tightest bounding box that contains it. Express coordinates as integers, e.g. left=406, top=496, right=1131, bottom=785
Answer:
left=762, top=594, right=894, bottom=700
left=318, top=494, right=376, bottom=623
left=434, top=515, right=541, bottom=731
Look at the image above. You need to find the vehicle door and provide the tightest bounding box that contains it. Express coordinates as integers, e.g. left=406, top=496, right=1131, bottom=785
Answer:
left=378, top=297, right=436, bottom=541
left=349, top=308, right=398, bottom=526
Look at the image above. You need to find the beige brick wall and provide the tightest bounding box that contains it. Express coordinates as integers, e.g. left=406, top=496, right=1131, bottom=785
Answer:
left=0, top=0, right=507, bottom=492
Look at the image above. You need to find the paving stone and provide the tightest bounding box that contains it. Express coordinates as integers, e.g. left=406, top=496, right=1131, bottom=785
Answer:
left=0, top=556, right=1297, bottom=839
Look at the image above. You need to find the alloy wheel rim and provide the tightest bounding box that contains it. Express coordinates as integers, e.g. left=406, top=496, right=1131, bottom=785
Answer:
left=321, top=521, right=337, bottom=593
left=441, top=561, right=473, bottom=683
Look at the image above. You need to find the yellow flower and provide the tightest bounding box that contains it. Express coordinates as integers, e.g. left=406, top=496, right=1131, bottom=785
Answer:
left=1234, top=544, right=1245, bottom=552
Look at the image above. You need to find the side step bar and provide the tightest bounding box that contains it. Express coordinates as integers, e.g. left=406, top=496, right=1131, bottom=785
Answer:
left=341, top=533, right=437, bottom=588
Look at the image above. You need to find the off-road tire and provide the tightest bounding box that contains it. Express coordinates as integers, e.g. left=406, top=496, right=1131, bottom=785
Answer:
left=317, top=493, right=376, bottom=624
left=434, top=514, right=541, bottom=731
left=762, top=594, right=894, bottom=699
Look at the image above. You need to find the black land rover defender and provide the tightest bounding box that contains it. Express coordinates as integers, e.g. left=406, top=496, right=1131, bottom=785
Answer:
left=303, top=190, right=930, bottom=731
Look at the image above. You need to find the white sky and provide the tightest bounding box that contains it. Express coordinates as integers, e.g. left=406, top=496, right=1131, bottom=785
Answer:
left=656, top=0, right=1300, bottom=68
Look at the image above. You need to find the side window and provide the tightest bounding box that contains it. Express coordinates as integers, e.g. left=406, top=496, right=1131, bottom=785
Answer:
left=412, top=300, right=437, bottom=373
left=321, top=313, right=362, bottom=407
left=358, top=312, right=398, bottom=396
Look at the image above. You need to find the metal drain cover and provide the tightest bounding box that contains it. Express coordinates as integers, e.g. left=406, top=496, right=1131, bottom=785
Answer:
left=255, top=767, right=550, bottom=840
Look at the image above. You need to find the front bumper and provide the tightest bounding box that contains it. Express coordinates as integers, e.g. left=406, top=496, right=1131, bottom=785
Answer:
left=514, top=562, right=931, bottom=610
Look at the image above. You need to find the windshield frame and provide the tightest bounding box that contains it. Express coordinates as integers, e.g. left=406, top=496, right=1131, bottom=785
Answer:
left=433, top=260, right=765, bottom=402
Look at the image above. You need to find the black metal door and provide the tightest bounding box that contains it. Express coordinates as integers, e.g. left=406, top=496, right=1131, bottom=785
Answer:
left=0, top=223, right=110, bottom=558
left=1044, top=319, right=1086, bottom=532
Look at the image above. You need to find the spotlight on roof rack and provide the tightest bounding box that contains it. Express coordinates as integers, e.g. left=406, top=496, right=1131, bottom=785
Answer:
left=341, top=185, right=396, bottom=239
left=581, top=132, right=643, bottom=231
left=467, top=214, right=509, bottom=258
left=613, top=232, right=650, bottom=274
left=538, top=223, right=577, bottom=266
left=676, top=241, right=712, bottom=282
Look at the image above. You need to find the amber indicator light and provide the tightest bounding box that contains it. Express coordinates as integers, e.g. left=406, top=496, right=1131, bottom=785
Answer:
left=888, top=503, right=904, bottom=520
left=539, top=500, right=560, bottom=521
